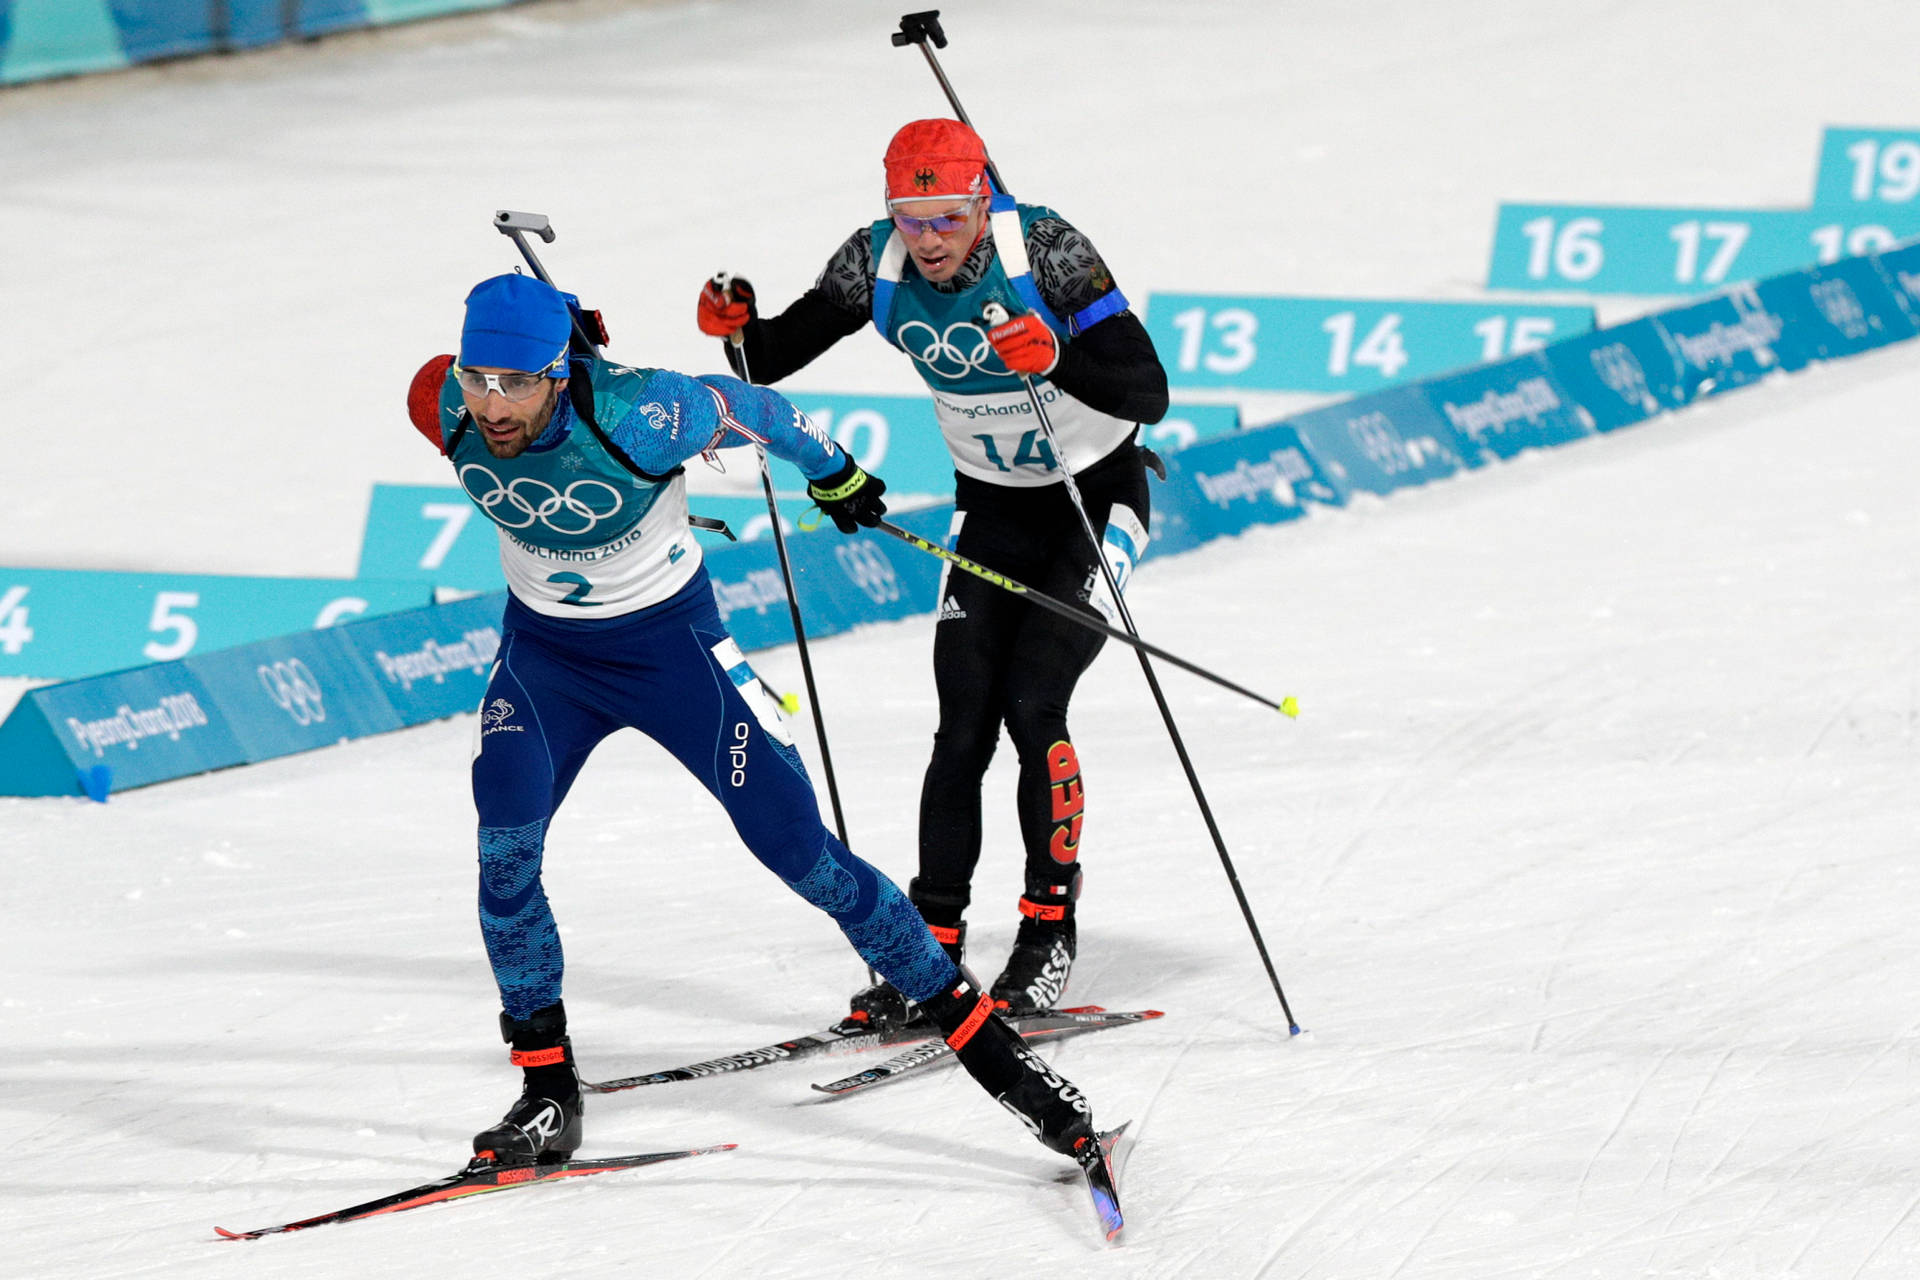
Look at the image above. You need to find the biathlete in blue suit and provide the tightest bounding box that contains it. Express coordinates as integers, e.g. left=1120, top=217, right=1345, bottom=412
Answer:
left=405, top=273, right=1099, bottom=1170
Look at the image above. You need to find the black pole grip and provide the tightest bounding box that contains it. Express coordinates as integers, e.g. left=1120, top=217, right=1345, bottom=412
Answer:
left=892, top=10, right=945, bottom=48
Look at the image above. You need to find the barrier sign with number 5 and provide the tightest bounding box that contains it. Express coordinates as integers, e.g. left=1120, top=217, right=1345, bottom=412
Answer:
left=0, top=566, right=426, bottom=680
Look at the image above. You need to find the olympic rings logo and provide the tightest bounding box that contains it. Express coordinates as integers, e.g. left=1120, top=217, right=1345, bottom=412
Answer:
left=459, top=464, right=625, bottom=535
left=258, top=659, right=325, bottom=726
left=1809, top=279, right=1870, bottom=340
left=896, top=319, right=1015, bottom=381
left=1588, top=342, right=1651, bottom=407
left=834, top=542, right=901, bottom=604
left=1348, top=411, right=1412, bottom=476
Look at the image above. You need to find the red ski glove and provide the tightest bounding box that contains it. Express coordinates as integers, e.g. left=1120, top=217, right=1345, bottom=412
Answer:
left=986, top=312, right=1059, bottom=376
left=696, top=276, right=755, bottom=338
left=408, top=354, right=455, bottom=454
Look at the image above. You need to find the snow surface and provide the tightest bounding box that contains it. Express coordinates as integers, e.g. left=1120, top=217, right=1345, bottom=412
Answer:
left=3, top=1, right=1918, bottom=1276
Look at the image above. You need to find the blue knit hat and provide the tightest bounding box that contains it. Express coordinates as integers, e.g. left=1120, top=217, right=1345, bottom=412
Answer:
left=460, top=273, right=571, bottom=375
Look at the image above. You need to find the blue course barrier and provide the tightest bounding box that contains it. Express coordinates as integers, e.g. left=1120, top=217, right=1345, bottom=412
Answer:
left=0, top=0, right=525, bottom=86
left=1537, top=318, right=1688, bottom=433
left=8, top=240, right=1916, bottom=798
left=0, top=593, right=503, bottom=797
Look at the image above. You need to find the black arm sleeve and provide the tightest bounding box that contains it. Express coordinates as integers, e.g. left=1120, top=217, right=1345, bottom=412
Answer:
left=719, top=229, right=872, bottom=385
left=1046, top=309, right=1170, bottom=425
left=1025, top=215, right=1169, bottom=425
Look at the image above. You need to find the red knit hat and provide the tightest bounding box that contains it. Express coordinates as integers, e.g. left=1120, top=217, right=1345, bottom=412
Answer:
left=883, top=118, right=989, bottom=202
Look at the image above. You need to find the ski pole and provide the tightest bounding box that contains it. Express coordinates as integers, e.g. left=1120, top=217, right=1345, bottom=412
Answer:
left=709, top=272, right=858, bottom=855
left=979, top=296, right=1301, bottom=1031
left=713, top=271, right=876, bottom=988
left=901, top=18, right=1304, bottom=1033
left=873, top=518, right=1297, bottom=718
left=884, top=19, right=1311, bottom=1025
left=890, top=13, right=1007, bottom=195
left=493, top=211, right=604, bottom=356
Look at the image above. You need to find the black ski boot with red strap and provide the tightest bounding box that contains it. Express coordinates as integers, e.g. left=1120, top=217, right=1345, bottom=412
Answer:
left=919, top=969, right=1097, bottom=1159
left=990, top=871, right=1079, bottom=1015
left=472, top=1001, right=583, bottom=1166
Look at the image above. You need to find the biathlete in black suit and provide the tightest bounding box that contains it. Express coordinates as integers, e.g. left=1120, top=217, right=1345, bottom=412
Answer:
left=697, top=118, right=1169, bottom=1025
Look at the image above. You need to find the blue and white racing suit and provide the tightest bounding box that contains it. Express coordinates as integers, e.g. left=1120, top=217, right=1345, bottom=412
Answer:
left=428, top=356, right=955, bottom=1019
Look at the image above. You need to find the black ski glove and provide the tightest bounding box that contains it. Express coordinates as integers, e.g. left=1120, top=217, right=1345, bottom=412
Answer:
left=808, top=451, right=888, bottom=533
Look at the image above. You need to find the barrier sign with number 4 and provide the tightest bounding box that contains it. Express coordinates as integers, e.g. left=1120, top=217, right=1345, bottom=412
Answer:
left=1143, top=293, right=1594, bottom=392
left=0, top=567, right=426, bottom=680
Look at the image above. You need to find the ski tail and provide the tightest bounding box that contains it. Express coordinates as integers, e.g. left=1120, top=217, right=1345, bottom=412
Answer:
left=1077, top=1123, right=1131, bottom=1241
left=214, top=1145, right=736, bottom=1239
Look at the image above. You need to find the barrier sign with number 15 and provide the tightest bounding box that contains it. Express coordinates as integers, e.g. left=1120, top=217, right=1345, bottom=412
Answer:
left=1143, top=293, right=1594, bottom=392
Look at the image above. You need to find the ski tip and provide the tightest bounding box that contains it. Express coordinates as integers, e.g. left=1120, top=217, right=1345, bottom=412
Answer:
left=1279, top=695, right=1300, bottom=718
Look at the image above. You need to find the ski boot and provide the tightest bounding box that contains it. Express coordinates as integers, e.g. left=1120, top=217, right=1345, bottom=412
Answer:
left=990, top=872, right=1079, bottom=1015
left=472, top=1001, right=583, bottom=1166
left=835, top=878, right=970, bottom=1033
left=921, top=968, right=1097, bottom=1158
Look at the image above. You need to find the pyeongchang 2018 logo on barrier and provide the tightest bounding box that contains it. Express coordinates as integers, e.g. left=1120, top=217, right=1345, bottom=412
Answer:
left=897, top=319, right=1015, bottom=381
left=65, top=693, right=210, bottom=758
left=257, top=659, right=325, bottom=726
left=458, top=464, right=624, bottom=536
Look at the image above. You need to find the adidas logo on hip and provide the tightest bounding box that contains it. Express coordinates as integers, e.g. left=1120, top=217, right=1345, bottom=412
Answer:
left=937, top=595, right=967, bottom=622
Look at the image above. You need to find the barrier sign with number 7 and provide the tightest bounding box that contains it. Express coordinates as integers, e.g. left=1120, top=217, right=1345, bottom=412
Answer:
left=1142, top=293, right=1594, bottom=392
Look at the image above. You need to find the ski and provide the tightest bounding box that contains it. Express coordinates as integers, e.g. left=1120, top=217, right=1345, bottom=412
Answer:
left=1072, top=1121, right=1133, bottom=1242
left=580, top=1019, right=943, bottom=1093
left=213, top=1144, right=735, bottom=1240
left=810, top=1008, right=1164, bottom=1098
left=582, top=1006, right=1159, bottom=1094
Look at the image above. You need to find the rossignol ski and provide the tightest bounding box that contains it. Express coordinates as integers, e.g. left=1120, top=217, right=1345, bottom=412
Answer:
left=580, top=1019, right=939, bottom=1092
left=811, top=1008, right=1164, bottom=1098
left=214, top=1145, right=734, bottom=1240
left=581, top=1006, right=1159, bottom=1093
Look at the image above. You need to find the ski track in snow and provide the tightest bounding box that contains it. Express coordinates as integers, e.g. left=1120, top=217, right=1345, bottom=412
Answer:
left=4, top=1, right=1920, bottom=1277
